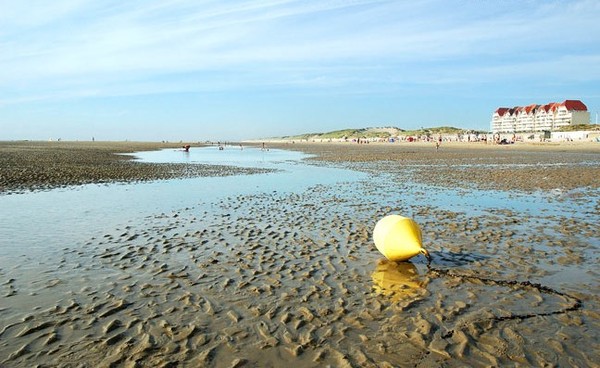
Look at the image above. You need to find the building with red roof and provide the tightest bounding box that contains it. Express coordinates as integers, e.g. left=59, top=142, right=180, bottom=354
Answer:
left=491, top=100, right=589, bottom=133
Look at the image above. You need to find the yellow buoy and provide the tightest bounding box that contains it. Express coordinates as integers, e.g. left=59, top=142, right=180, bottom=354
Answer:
left=373, top=215, right=429, bottom=262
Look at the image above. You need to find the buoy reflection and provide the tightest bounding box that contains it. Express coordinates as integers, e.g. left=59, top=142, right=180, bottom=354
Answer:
left=371, top=259, right=428, bottom=302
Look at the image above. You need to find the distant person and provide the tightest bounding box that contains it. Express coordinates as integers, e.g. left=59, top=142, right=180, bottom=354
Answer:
left=183, top=144, right=190, bottom=152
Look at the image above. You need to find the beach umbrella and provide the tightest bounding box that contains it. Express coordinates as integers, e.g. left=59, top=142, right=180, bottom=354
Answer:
left=373, top=215, right=429, bottom=262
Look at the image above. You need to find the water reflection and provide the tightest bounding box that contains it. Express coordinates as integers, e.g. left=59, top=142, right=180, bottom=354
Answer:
left=371, top=259, right=428, bottom=302
left=133, top=146, right=309, bottom=168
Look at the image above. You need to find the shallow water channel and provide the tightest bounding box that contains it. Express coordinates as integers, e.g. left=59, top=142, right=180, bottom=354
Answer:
left=1, top=145, right=598, bottom=290
left=0, top=147, right=358, bottom=260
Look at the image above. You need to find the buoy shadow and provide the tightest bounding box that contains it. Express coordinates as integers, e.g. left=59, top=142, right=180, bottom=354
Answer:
left=429, top=250, right=487, bottom=267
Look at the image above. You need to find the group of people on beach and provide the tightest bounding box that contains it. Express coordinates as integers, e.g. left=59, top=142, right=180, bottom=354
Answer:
left=180, top=142, right=260, bottom=152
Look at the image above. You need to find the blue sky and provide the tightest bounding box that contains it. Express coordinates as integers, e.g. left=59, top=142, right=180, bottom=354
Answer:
left=1, top=0, right=599, bottom=141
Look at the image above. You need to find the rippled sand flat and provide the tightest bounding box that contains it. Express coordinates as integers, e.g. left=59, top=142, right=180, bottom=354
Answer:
left=0, top=141, right=272, bottom=194
left=1, top=141, right=598, bottom=367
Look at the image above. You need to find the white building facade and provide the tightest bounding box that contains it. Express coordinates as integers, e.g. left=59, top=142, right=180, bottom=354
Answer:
left=491, top=100, right=590, bottom=133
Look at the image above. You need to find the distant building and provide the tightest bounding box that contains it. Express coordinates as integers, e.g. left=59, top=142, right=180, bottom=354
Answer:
left=491, top=100, right=590, bottom=133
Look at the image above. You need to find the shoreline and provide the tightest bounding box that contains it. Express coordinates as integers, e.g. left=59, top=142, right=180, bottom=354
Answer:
left=253, top=138, right=600, bottom=152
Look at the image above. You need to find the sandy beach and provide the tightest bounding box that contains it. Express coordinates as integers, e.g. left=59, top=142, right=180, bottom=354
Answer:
left=0, top=141, right=273, bottom=194
left=1, top=141, right=599, bottom=367
left=265, top=140, right=600, bottom=191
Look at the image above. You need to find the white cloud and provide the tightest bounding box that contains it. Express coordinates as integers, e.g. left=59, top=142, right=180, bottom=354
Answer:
left=0, top=0, right=88, bottom=29
left=0, top=0, right=599, bottom=105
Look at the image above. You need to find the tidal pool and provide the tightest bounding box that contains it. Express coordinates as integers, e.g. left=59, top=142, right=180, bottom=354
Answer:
left=0, top=147, right=361, bottom=261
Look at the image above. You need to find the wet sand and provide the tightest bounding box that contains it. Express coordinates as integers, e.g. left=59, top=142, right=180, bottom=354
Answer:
left=1, top=141, right=599, bottom=367
left=0, top=141, right=272, bottom=194
left=265, top=141, right=600, bottom=192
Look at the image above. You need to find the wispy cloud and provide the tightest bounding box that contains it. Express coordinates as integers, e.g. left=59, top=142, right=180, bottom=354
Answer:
left=0, top=0, right=599, bottom=105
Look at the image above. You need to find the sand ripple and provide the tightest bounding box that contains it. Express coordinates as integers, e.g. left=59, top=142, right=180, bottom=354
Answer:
left=1, top=143, right=598, bottom=367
